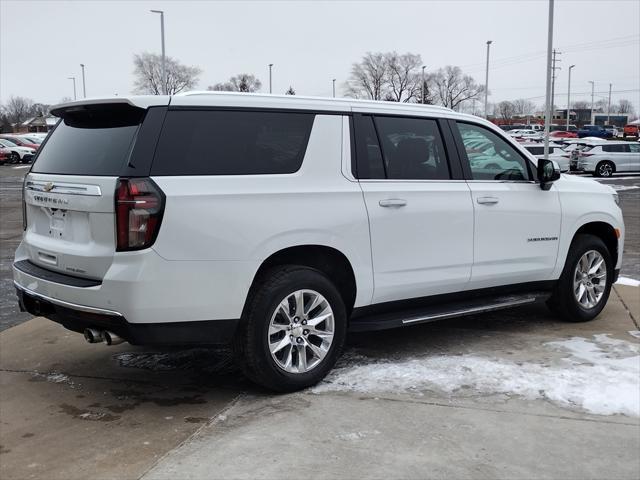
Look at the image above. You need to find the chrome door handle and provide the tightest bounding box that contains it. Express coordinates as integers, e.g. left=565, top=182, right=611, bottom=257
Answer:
left=379, top=198, right=407, bottom=208
left=476, top=196, right=499, bottom=205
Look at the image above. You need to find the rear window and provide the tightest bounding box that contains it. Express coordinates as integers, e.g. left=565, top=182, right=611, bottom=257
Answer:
left=151, top=110, right=315, bottom=176
left=32, top=105, right=144, bottom=176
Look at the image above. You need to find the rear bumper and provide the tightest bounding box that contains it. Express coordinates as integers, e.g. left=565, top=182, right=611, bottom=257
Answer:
left=15, top=282, right=238, bottom=346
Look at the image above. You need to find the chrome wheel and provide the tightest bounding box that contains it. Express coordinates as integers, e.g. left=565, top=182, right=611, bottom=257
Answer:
left=597, top=162, right=613, bottom=177
left=573, top=250, right=607, bottom=309
left=268, top=289, right=334, bottom=374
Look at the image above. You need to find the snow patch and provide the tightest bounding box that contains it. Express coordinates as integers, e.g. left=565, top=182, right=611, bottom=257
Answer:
left=608, top=185, right=639, bottom=192
left=314, top=335, right=640, bottom=417
left=616, top=276, right=640, bottom=287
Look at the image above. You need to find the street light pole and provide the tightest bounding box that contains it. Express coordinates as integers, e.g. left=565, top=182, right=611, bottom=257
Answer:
left=543, top=0, right=554, bottom=160
left=421, top=65, right=426, bottom=104
left=566, top=64, right=574, bottom=131
left=484, top=40, right=492, bottom=118
left=588, top=80, right=595, bottom=123
left=332, top=79, right=336, bottom=98
left=68, top=77, right=77, bottom=100
left=268, top=64, right=273, bottom=94
left=150, top=10, right=166, bottom=95
left=80, top=64, right=86, bottom=98
left=607, top=83, right=612, bottom=125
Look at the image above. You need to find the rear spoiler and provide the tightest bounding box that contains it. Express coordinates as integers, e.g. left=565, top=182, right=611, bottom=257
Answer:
left=50, top=96, right=171, bottom=118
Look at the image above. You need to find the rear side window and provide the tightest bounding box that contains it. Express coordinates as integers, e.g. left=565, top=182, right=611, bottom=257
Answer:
left=602, top=144, right=625, bottom=153
left=31, top=105, right=144, bottom=176
left=151, top=110, right=314, bottom=176
left=525, top=146, right=544, bottom=155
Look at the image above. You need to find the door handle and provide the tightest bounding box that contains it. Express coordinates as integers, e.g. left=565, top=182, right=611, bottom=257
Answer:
left=476, top=196, right=499, bottom=205
left=379, top=198, right=407, bottom=208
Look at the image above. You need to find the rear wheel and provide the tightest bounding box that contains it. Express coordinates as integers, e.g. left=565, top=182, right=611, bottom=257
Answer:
left=547, top=234, right=613, bottom=322
left=10, top=152, right=20, bottom=164
left=234, top=265, right=347, bottom=392
left=594, top=161, right=614, bottom=177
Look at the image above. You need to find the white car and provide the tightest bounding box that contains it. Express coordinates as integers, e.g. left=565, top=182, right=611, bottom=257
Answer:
left=522, top=143, right=570, bottom=172
left=576, top=141, right=640, bottom=176
left=14, top=93, right=624, bottom=391
left=508, top=129, right=543, bottom=141
left=0, top=138, right=36, bottom=163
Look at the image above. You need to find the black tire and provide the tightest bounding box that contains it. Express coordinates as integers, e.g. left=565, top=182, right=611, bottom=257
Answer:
left=594, top=160, right=614, bottom=177
left=10, top=152, right=20, bottom=164
left=547, top=234, right=613, bottom=322
left=233, top=265, right=347, bottom=392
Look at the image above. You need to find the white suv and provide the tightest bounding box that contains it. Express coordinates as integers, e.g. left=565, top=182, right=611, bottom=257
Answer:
left=576, top=141, right=640, bottom=176
left=13, top=93, right=624, bottom=391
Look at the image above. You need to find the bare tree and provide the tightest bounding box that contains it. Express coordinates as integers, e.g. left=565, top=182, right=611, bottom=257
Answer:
left=432, top=66, right=484, bottom=110
left=285, top=86, right=296, bottom=95
left=345, top=52, right=389, bottom=100
left=616, top=99, right=634, bottom=115
left=2, top=96, right=34, bottom=125
left=512, top=98, right=536, bottom=116
left=31, top=103, right=50, bottom=116
left=208, top=74, right=262, bottom=93
left=385, top=52, right=422, bottom=102
left=497, top=101, right=516, bottom=120
left=133, top=52, right=202, bottom=95
left=571, top=100, right=589, bottom=110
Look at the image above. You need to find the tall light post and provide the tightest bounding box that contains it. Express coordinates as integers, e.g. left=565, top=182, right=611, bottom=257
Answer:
left=484, top=40, right=492, bottom=118
left=421, top=65, right=426, bottom=104
left=588, top=80, right=595, bottom=123
left=566, top=64, right=574, bottom=131
left=268, top=64, right=273, bottom=94
left=332, top=79, right=336, bottom=98
left=543, top=0, right=554, bottom=160
left=68, top=76, right=77, bottom=100
left=80, top=63, right=87, bottom=98
left=607, top=83, right=612, bottom=125
left=150, top=10, right=166, bottom=95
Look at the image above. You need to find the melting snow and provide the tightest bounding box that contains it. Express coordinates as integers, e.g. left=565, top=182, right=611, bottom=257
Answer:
left=616, top=276, right=640, bottom=287
left=314, top=335, right=640, bottom=417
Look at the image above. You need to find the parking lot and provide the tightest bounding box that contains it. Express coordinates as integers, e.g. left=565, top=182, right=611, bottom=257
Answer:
left=1, top=165, right=639, bottom=479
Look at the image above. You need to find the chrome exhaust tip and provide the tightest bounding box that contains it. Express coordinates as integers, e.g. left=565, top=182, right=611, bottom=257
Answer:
left=83, top=328, right=104, bottom=344
left=103, top=331, right=124, bottom=346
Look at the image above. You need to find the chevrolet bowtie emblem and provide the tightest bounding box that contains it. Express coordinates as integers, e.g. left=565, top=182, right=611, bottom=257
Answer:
left=43, top=182, right=54, bottom=192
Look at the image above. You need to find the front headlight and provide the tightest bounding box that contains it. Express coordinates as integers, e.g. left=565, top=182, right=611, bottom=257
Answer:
left=613, top=193, right=619, bottom=205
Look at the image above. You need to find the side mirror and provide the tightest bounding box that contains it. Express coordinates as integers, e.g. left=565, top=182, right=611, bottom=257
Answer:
left=538, top=158, right=561, bottom=190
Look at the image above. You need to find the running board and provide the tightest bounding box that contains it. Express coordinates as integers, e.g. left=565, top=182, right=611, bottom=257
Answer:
left=348, top=292, right=548, bottom=333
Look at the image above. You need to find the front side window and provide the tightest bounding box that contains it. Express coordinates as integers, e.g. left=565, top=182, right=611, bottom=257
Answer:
left=151, top=110, right=315, bottom=176
left=457, top=122, right=531, bottom=181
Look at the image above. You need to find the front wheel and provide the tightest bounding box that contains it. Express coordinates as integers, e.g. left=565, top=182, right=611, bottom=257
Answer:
left=234, top=266, right=347, bottom=392
left=10, top=152, right=20, bottom=164
left=547, top=234, right=613, bottom=322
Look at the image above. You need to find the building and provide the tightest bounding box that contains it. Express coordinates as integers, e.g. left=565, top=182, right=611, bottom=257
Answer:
left=14, top=116, right=58, bottom=133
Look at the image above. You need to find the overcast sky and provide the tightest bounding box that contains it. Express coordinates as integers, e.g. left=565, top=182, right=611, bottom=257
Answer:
left=1, top=0, right=638, bottom=111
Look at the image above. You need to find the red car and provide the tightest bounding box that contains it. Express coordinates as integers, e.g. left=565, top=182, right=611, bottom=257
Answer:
left=623, top=124, right=639, bottom=138
left=549, top=130, right=578, bottom=139
left=0, top=146, right=10, bottom=165
left=0, top=135, right=40, bottom=150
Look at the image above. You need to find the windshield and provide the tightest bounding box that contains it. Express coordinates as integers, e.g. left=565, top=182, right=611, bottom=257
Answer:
left=0, top=139, right=17, bottom=147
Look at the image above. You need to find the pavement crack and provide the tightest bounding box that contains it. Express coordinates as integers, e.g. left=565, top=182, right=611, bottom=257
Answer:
left=615, top=286, right=639, bottom=329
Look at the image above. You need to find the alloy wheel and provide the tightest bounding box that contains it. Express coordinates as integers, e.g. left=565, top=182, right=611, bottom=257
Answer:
left=573, top=250, right=607, bottom=309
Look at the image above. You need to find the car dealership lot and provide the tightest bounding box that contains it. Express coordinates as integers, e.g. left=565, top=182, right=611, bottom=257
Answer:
left=1, top=166, right=639, bottom=479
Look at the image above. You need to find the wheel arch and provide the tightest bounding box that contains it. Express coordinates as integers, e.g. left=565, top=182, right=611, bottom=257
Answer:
left=247, top=244, right=358, bottom=316
left=572, top=221, right=618, bottom=266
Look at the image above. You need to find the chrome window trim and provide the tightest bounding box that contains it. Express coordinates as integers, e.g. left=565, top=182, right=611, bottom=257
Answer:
left=25, top=181, right=102, bottom=196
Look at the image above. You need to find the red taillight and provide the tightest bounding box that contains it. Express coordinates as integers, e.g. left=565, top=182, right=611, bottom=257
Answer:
left=115, top=178, right=164, bottom=251
left=579, top=152, right=594, bottom=157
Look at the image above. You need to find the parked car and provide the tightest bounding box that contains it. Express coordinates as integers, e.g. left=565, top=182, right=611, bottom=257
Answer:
left=0, top=134, right=40, bottom=151
left=577, top=125, right=613, bottom=139
left=603, top=126, right=620, bottom=138
left=522, top=143, right=570, bottom=172
left=576, top=141, right=640, bottom=177
left=19, top=135, right=44, bottom=144
left=0, top=146, right=10, bottom=165
left=550, top=130, right=578, bottom=139
left=0, top=139, right=36, bottom=163
left=623, top=124, right=639, bottom=138
left=13, top=94, right=624, bottom=391
left=565, top=138, right=609, bottom=171
left=508, top=129, right=543, bottom=141
left=550, top=124, right=578, bottom=133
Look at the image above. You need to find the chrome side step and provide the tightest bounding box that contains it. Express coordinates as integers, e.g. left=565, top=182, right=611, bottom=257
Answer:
left=348, top=292, right=547, bottom=333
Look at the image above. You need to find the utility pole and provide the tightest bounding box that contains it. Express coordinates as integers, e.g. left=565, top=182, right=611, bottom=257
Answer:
left=543, top=0, right=554, bottom=160
left=484, top=40, right=492, bottom=118
left=80, top=64, right=87, bottom=98
left=550, top=48, right=561, bottom=123
left=332, top=79, right=336, bottom=98
left=421, top=65, right=426, bottom=104
left=588, top=80, right=595, bottom=123
left=607, top=83, right=612, bottom=125
left=68, top=77, right=77, bottom=100
left=150, top=10, right=166, bottom=95
left=566, top=64, right=575, bottom=131
left=268, top=64, right=273, bottom=94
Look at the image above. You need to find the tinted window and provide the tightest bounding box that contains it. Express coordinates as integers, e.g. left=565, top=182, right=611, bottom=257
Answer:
left=628, top=143, right=640, bottom=153
left=374, top=116, right=450, bottom=180
left=457, top=122, right=531, bottom=181
left=353, top=116, right=385, bottom=179
left=602, top=144, right=625, bottom=153
left=32, top=105, right=144, bottom=176
left=151, top=110, right=314, bottom=176
left=525, top=146, right=544, bottom=155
